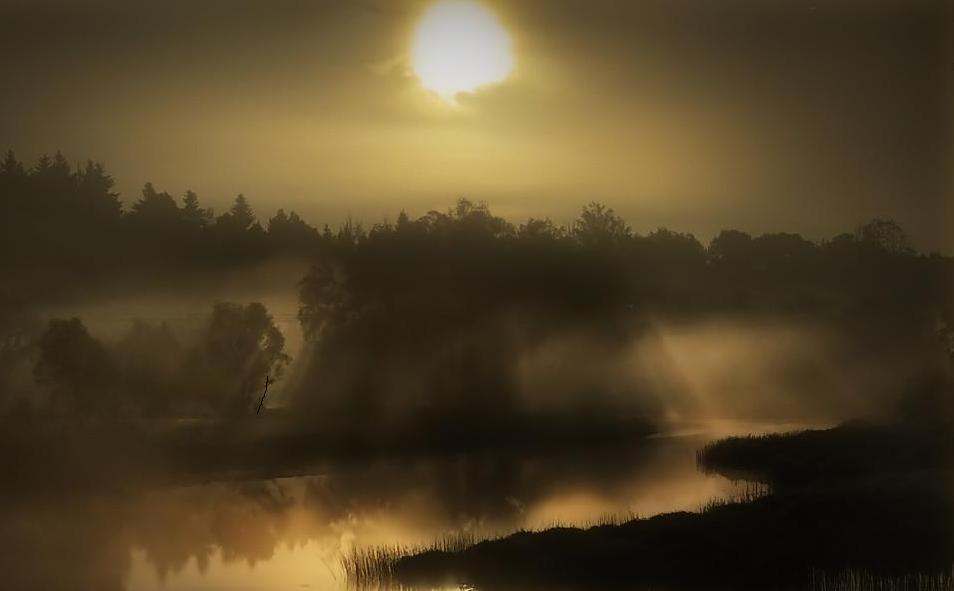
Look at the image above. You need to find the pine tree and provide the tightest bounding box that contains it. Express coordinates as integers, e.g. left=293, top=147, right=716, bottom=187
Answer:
left=181, top=190, right=212, bottom=228
left=0, top=150, right=25, bottom=179
left=219, top=194, right=256, bottom=231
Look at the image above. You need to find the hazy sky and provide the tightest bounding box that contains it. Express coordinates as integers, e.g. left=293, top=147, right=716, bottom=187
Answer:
left=1, top=0, right=951, bottom=251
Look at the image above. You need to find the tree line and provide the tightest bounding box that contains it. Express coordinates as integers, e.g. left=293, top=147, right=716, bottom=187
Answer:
left=1, top=150, right=948, bottom=311
left=0, top=151, right=951, bottom=423
left=3, top=302, right=288, bottom=417
left=0, top=151, right=321, bottom=296
left=294, top=200, right=953, bottom=433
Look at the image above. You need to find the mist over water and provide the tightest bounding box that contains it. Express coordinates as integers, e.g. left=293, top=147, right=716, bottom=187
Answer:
left=5, top=422, right=778, bottom=591
left=0, top=154, right=951, bottom=590
left=0, top=0, right=950, bottom=583
left=629, top=317, right=930, bottom=424
left=4, top=277, right=933, bottom=589
left=15, top=294, right=936, bottom=428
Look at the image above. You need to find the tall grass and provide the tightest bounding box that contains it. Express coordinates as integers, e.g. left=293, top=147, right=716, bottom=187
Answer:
left=699, top=481, right=771, bottom=512
left=340, top=530, right=480, bottom=587
left=810, top=569, right=954, bottom=591
left=694, top=431, right=806, bottom=475
left=339, top=511, right=648, bottom=587
left=341, top=489, right=778, bottom=588
left=528, top=510, right=640, bottom=531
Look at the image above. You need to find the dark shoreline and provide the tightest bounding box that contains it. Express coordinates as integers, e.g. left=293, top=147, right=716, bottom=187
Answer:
left=385, top=422, right=954, bottom=590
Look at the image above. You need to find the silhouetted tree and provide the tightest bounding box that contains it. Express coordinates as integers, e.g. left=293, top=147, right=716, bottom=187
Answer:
left=181, top=190, right=213, bottom=229
left=197, top=302, right=290, bottom=415
left=856, top=218, right=912, bottom=254
left=573, top=202, right=630, bottom=248
left=0, top=150, right=950, bottom=425
left=268, top=208, right=319, bottom=253
left=34, top=318, right=113, bottom=414
left=217, top=194, right=256, bottom=232
left=518, top=218, right=566, bottom=242
left=708, top=229, right=753, bottom=264
left=128, top=183, right=179, bottom=223
left=0, top=150, right=26, bottom=186
left=628, top=228, right=707, bottom=311
left=0, top=291, right=40, bottom=413
left=75, top=161, right=122, bottom=222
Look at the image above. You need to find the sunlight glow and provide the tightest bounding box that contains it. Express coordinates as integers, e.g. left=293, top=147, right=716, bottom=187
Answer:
left=411, top=0, right=514, bottom=99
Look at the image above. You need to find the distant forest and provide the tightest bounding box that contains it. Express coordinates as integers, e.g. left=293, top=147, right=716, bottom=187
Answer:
left=0, top=152, right=951, bottom=424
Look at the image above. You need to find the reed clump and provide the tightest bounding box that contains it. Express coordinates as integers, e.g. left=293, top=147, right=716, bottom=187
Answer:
left=699, top=481, right=771, bottom=512
left=340, top=510, right=645, bottom=587
left=340, top=530, right=480, bottom=587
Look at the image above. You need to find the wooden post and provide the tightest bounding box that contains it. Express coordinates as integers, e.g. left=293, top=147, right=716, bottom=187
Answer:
left=256, top=375, right=271, bottom=415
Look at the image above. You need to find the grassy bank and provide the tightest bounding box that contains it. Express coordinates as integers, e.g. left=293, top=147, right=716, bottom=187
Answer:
left=379, top=422, right=954, bottom=590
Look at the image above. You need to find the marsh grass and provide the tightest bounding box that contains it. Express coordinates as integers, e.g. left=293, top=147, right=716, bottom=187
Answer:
left=341, top=530, right=482, bottom=587
left=342, top=501, right=772, bottom=587
left=339, top=512, right=648, bottom=588
left=810, top=569, right=954, bottom=591
left=694, top=431, right=809, bottom=476
left=699, top=481, right=771, bottom=512
left=343, top=490, right=949, bottom=591
left=528, top=509, right=640, bottom=531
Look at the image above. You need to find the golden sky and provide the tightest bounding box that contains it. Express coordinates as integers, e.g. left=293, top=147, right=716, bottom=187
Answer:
left=1, top=0, right=951, bottom=251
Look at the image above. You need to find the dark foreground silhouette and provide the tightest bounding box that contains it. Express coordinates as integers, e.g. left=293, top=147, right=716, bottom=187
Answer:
left=385, top=422, right=954, bottom=590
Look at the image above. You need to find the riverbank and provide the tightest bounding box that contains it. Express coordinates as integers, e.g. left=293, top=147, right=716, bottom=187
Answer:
left=385, top=422, right=954, bottom=590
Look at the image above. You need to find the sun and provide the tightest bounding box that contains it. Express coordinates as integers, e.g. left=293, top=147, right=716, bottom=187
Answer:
left=411, top=0, right=514, bottom=100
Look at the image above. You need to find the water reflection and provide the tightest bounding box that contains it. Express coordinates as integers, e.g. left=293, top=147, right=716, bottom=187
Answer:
left=9, top=422, right=794, bottom=591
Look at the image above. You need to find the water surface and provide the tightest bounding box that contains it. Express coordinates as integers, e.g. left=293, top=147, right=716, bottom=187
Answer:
left=9, top=420, right=804, bottom=591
